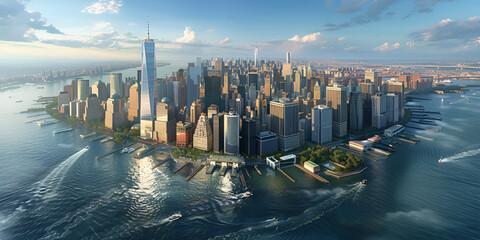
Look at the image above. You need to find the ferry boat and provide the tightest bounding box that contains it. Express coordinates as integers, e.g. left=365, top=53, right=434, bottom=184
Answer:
left=362, top=179, right=367, bottom=184
left=85, top=146, right=90, bottom=150
left=121, top=147, right=135, bottom=154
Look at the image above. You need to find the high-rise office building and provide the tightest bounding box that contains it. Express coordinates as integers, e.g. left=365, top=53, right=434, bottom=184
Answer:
left=207, top=105, right=218, bottom=119
left=176, top=122, right=194, bottom=148
left=385, top=81, right=405, bottom=118
left=58, top=92, right=70, bottom=111
left=157, top=78, right=167, bottom=101
left=128, top=83, right=140, bottom=122
left=193, top=114, right=213, bottom=151
left=77, top=79, right=90, bottom=101
left=105, top=94, right=127, bottom=130
left=190, top=100, right=202, bottom=126
left=240, top=118, right=257, bottom=157
left=372, top=93, right=387, bottom=129
left=264, top=74, right=271, bottom=98
left=110, top=73, right=123, bottom=97
left=286, top=51, right=291, bottom=64
left=256, top=131, right=278, bottom=156
left=386, top=93, right=399, bottom=124
left=326, top=84, right=348, bottom=137
left=177, top=69, right=187, bottom=109
left=312, top=105, right=332, bottom=145
left=349, top=91, right=363, bottom=131
left=84, top=94, right=103, bottom=122
left=224, top=112, right=240, bottom=155
left=71, top=79, right=79, bottom=100
left=153, top=97, right=176, bottom=143
left=205, top=72, right=221, bottom=109
left=140, top=25, right=156, bottom=139
left=270, top=98, right=300, bottom=151
left=254, top=47, right=259, bottom=68
left=365, top=70, right=378, bottom=88
left=91, top=80, right=108, bottom=101
left=213, top=113, right=224, bottom=153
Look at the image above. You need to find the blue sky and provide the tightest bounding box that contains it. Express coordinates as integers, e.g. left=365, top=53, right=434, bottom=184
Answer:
left=1, top=0, right=480, bottom=65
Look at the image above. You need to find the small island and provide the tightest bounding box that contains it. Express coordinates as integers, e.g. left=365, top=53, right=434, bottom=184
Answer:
left=297, top=145, right=364, bottom=172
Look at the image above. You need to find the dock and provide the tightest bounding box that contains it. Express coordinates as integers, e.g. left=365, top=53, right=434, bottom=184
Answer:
left=26, top=113, right=48, bottom=118
left=80, top=132, right=97, bottom=138
left=174, top=162, right=189, bottom=173
left=25, top=117, right=52, bottom=123
left=231, top=168, right=238, bottom=177
left=219, top=166, right=228, bottom=176
left=95, top=142, right=135, bottom=160
left=185, top=165, right=204, bottom=181
left=324, top=167, right=367, bottom=179
left=294, top=164, right=329, bottom=183
left=337, top=145, right=379, bottom=161
left=253, top=165, right=262, bottom=175
left=205, top=165, right=216, bottom=174
left=151, top=159, right=169, bottom=170
left=37, top=120, right=59, bottom=126
left=53, top=128, right=73, bottom=135
left=239, top=171, right=247, bottom=188
left=393, top=136, right=417, bottom=145
left=100, top=136, right=113, bottom=143
left=90, top=135, right=106, bottom=142
left=367, top=148, right=389, bottom=158
left=277, top=168, right=295, bottom=183
left=244, top=168, right=250, bottom=177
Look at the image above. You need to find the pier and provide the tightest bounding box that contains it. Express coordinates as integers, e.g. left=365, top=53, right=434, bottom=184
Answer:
left=185, top=165, right=204, bottom=181
left=53, top=128, right=73, bottom=135
left=239, top=171, right=247, bottom=188
left=324, top=167, right=367, bottom=179
left=26, top=113, right=48, bottom=118
left=174, top=162, right=189, bottom=173
left=405, top=133, right=434, bottom=141
left=37, top=120, right=59, bottom=126
left=393, top=137, right=417, bottom=145
left=80, top=132, right=96, bottom=138
left=25, top=117, right=52, bottom=123
left=253, top=165, right=262, bottom=175
left=294, top=164, right=329, bottom=183
left=95, top=142, right=135, bottom=160
left=151, top=159, right=169, bottom=170
left=277, top=167, right=295, bottom=183
left=205, top=164, right=216, bottom=174
left=90, top=135, right=106, bottom=142
left=219, top=166, right=228, bottom=176
left=244, top=168, right=250, bottom=177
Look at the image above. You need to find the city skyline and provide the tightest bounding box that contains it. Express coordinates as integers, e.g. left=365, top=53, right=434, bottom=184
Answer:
left=1, top=0, right=480, bottom=65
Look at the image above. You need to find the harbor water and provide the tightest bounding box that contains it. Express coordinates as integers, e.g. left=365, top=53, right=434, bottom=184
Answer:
left=0, top=74, right=479, bottom=239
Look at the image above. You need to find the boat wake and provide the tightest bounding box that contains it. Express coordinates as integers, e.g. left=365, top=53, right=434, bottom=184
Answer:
left=438, top=148, right=480, bottom=163
left=212, top=182, right=365, bottom=239
left=34, top=146, right=89, bottom=199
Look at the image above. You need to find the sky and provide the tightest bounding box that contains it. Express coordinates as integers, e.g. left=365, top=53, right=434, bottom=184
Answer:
left=1, top=0, right=480, bottom=66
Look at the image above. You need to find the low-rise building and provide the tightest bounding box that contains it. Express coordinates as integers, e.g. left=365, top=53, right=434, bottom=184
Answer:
left=304, top=161, right=320, bottom=173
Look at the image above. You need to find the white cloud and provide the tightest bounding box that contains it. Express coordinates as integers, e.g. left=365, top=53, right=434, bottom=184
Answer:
left=411, top=17, right=480, bottom=42
left=176, top=26, right=196, bottom=43
left=373, top=42, right=400, bottom=51
left=92, top=22, right=113, bottom=31
left=338, top=37, right=346, bottom=41
left=128, top=23, right=136, bottom=26
left=82, top=0, right=123, bottom=14
left=344, top=46, right=357, bottom=51
left=219, top=37, right=231, bottom=45
left=206, top=29, right=215, bottom=32
left=289, top=32, right=321, bottom=43
left=406, top=41, right=415, bottom=48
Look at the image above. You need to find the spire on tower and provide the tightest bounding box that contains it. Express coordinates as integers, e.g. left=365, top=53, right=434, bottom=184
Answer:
left=147, top=18, right=150, bottom=40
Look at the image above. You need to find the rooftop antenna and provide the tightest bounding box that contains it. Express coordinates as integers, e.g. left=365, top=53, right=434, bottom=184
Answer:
left=147, top=17, right=150, bottom=40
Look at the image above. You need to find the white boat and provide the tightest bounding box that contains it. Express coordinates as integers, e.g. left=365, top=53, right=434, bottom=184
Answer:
left=441, top=98, right=444, bottom=103
left=121, top=147, right=135, bottom=154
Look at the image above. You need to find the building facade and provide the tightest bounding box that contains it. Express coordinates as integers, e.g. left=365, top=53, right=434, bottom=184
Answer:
left=311, top=105, right=332, bottom=145
left=326, top=84, right=347, bottom=137
left=193, top=114, right=213, bottom=151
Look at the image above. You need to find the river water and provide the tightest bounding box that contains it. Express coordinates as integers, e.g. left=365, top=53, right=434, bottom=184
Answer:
left=0, top=74, right=479, bottom=239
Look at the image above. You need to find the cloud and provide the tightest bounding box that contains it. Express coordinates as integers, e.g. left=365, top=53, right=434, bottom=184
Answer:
left=338, top=37, right=346, bottom=41
left=92, top=21, right=113, bottom=31
left=403, top=0, right=453, bottom=19
left=128, top=22, right=136, bottom=26
left=373, top=42, right=400, bottom=51
left=219, top=37, right=231, bottom=45
left=289, top=32, right=321, bottom=43
left=0, top=0, right=63, bottom=41
left=406, top=41, right=415, bottom=48
left=410, top=17, right=480, bottom=42
left=326, top=0, right=398, bottom=30
left=336, top=0, right=369, bottom=14
left=206, top=29, right=215, bottom=32
left=82, top=0, right=123, bottom=14
left=176, top=26, right=196, bottom=43
left=344, top=46, right=357, bottom=51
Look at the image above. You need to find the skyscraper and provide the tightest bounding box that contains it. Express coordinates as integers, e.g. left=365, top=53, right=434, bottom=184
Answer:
left=154, top=97, right=176, bottom=143
left=349, top=91, right=363, bottom=131
left=326, top=84, right=348, bottom=137
left=128, top=83, right=140, bottom=123
left=110, top=73, right=123, bottom=97
left=105, top=94, right=127, bottom=130
left=270, top=98, right=300, bottom=151
left=213, top=113, right=224, bottom=153
left=84, top=94, right=103, bottom=122
left=205, top=72, right=221, bottom=109
left=254, top=46, right=259, bottom=68
left=91, top=80, right=108, bottom=101
left=286, top=51, right=291, bottom=64
left=77, top=79, right=90, bottom=101
left=385, top=81, right=405, bottom=118
left=386, top=93, right=399, bottom=124
left=372, top=93, right=387, bottom=129
left=140, top=24, right=156, bottom=139
left=193, top=114, right=213, bottom=152
left=241, top=118, right=257, bottom=157
left=224, top=112, right=240, bottom=155
left=312, top=105, right=332, bottom=145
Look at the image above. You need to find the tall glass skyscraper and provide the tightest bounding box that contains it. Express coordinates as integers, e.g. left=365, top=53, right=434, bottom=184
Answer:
left=140, top=26, right=156, bottom=139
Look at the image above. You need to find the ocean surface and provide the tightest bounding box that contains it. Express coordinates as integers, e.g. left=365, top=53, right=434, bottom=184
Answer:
left=0, top=74, right=479, bottom=240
